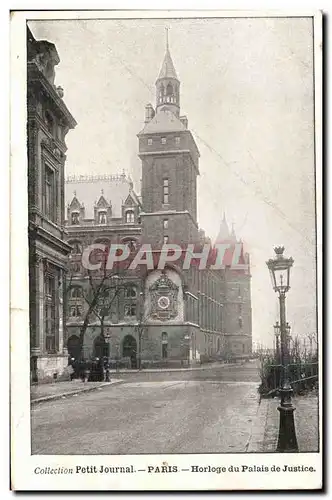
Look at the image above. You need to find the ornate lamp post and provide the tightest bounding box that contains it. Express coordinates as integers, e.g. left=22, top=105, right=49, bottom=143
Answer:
left=266, top=246, right=298, bottom=452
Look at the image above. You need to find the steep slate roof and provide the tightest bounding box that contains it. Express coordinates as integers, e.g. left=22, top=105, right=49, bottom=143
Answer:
left=157, top=47, right=178, bottom=81
left=65, top=174, right=139, bottom=220
left=138, top=108, right=185, bottom=135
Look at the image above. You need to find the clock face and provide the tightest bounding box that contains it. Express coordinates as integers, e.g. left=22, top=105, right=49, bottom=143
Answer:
left=157, top=296, right=170, bottom=310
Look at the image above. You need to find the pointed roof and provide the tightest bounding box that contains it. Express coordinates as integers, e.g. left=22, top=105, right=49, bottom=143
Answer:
left=138, top=107, right=185, bottom=135
left=215, top=212, right=230, bottom=243
left=157, top=46, right=178, bottom=81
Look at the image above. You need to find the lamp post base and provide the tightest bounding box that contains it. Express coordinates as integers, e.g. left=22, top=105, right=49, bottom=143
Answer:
left=276, top=403, right=299, bottom=453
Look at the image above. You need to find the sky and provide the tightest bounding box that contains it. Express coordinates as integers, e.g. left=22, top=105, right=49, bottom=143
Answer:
left=29, top=16, right=317, bottom=348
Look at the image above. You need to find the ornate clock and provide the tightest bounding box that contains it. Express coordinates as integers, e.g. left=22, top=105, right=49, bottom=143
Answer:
left=149, top=272, right=179, bottom=320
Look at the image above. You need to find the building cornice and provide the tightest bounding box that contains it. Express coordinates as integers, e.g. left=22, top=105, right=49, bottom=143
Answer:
left=28, top=62, right=77, bottom=129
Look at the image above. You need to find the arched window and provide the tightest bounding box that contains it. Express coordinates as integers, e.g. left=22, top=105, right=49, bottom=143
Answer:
left=166, top=83, right=173, bottom=96
left=125, top=286, right=137, bottom=299
left=125, top=210, right=135, bottom=223
left=70, top=286, right=83, bottom=298
left=159, top=84, right=164, bottom=97
left=71, top=212, right=79, bottom=225
left=122, top=238, right=137, bottom=252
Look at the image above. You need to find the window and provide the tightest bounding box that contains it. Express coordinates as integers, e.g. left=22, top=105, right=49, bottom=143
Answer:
left=163, top=219, right=169, bottom=229
left=124, top=304, right=136, bottom=317
left=70, top=305, right=82, bottom=317
left=44, top=274, right=56, bottom=353
left=125, top=286, right=137, bottom=299
left=98, top=211, right=107, bottom=224
left=45, top=165, right=55, bottom=221
left=45, top=111, right=55, bottom=135
left=239, top=317, right=243, bottom=329
left=148, top=138, right=152, bottom=146
left=162, top=332, right=168, bottom=359
left=161, top=137, right=166, bottom=145
left=71, top=212, right=79, bottom=225
left=125, top=210, right=135, bottom=223
left=163, top=178, right=169, bottom=204
left=175, top=137, right=180, bottom=145
left=70, top=286, right=83, bottom=298
left=238, top=303, right=242, bottom=315
left=124, top=239, right=137, bottom=252
left=163, top=235, right=169, bottom=244
left=166, top=83, right=173, bottom=96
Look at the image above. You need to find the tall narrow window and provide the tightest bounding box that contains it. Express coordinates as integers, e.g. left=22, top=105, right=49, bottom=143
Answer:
left=44, top=274, right=56, bottom=353
left=161, top=137, right=166, bottom=145
left=71, top=212, right=79, bottom=225
left=163, top=235, right=169, bottom=244
left=163, top=178, right=169, bottom=204
left=162, top=332, right=168, bottom=359
left=175, top=137, right=180, bottom=145
left=163, top=219, right=169, bottom=229
left=125, top=210, right=135, bottom=223
left=45, top=165, right=55, bottom=221
left=98, top=211, right=107, bottom=224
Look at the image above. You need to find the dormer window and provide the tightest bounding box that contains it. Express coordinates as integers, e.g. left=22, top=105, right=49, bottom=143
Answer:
left=161, top=137, right=166, bottom=145
left=71, top=212, right=79, bottom=225
left=148, top=138, right=152, bottom=146
left=175, top=137, right=180, bottom=145
left=125, top=210, right=135, bottom=224
left=98, top=211, right=107, bottom=225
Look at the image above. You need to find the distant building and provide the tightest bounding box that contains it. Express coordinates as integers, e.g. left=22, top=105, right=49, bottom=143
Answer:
left=64, top=39, right=252, bottom=366
left=27, top=27, right=76, bottom=382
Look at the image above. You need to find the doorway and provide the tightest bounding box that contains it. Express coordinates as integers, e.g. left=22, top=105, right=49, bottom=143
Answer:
left=122, top=335, right=137, bottom=368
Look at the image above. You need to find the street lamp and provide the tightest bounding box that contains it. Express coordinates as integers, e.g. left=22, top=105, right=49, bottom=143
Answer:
left=266, top=246, right=298, bottom=452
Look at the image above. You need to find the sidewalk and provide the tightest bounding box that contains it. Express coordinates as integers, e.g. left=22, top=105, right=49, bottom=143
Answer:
left=248, top=392, right=319, bottom=452
left=31, top=379, right=124, bottom=405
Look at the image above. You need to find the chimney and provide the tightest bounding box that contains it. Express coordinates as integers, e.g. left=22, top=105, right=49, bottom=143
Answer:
left=144, top=103, right=155, bottom=124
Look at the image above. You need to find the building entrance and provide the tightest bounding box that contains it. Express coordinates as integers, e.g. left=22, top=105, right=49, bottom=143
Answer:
left=122, top=335, right=137, bottom=368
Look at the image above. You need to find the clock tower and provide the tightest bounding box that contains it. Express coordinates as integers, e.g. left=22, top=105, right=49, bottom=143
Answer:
left=138, top=38, right=200, bottom=247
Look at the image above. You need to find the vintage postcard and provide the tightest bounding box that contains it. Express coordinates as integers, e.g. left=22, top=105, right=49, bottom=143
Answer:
left=10, top=9, right=322, bottom=491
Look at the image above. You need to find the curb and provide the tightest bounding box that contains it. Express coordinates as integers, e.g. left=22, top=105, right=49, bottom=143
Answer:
left=31, top=380, right=124, bottom=405
left=108, top=362, right=241, bottom=374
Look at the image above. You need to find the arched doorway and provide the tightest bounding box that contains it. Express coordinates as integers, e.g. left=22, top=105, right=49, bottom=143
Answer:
left=67, top=334, right=81, bottom=360
left=122, top=335, right=137, bottom=368
left=93, top=334, right=108, bottom=359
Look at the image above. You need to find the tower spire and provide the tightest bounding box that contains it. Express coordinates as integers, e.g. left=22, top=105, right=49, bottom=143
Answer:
left=166, top=27, right=169, bottom=51
left=155, top=30, right=180, bottom=117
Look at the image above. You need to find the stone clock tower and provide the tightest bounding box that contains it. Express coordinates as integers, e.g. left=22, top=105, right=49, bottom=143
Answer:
left=138, top=39, right=200, bottom=247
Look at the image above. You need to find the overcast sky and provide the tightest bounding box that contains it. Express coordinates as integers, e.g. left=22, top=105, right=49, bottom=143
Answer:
left=29, top=16, right=317, bottom=347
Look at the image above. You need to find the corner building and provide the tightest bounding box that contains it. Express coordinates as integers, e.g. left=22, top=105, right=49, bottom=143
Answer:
left=65, top=42, right=252, bottom=366
left=27, top=28, right=77, bottom=381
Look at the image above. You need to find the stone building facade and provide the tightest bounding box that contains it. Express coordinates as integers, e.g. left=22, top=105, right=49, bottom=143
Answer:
left=27, top=27, right=77, bottom=381
left=64, top=42, right=252, bottom=367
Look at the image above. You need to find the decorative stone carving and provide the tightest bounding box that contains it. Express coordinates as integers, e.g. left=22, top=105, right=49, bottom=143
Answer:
left=148, top=272, right=179, bottom=320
